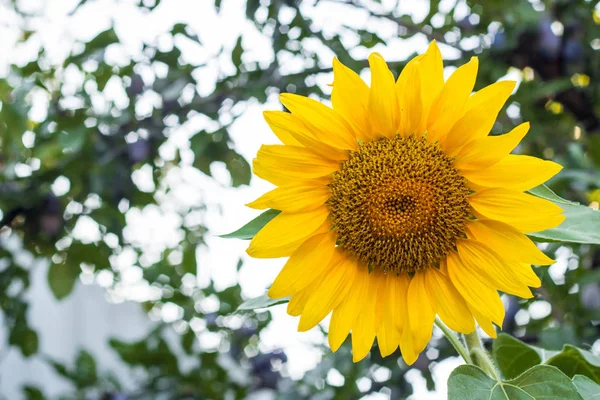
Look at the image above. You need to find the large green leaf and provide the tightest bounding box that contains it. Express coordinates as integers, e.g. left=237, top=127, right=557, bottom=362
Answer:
left=572, top=375, right=600, bottom=399
left=220, top=209, right=280, bottom=239
left=493, top=333, right=557, bottom=379
left=236, top=293, right=289, bottom=312
left=546, top=345, right=600, bottom=383
left=493, top=334, right=600, bottom=383
left=528, top=185, right=600, bottom=244
left=448, top=365, right=583, bottom=400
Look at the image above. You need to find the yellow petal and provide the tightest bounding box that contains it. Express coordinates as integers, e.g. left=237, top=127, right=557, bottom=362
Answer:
left=469, top=188, right=565, bottom=233
left=352, top=270, right=380, bottom=362
left=443, top=80, right=516, bottom=153
left=417, top=41, right=444, bottom=133
left=427, top=57, right=479, bottom=143
left=463, top=155, right=563, bottom=192
left=247, top=208, right=330, bottom=258
left=263, top=111, right=349, bottom=161
left=406, top=272, right=435, bottom=357
left=368, top=52, right=399, bottom=138
left=280, top=93, right=357, bottom=151
left=466, top=220, right=555, bottom=265
left=508, top=262, right=542, bottom=288
left=268, top=231, right=338, bottom=298
left=287, top=280, right=318, bottom=316
left=446, top=251, right=505, bottom=326
left=376, top=273, right=409, bottom=357
left=252, top=151, right=338, bottom=187
left=298, top=252, right=358, bottom=332
left=247, top=183, right=330, bottom=213
left=424, top=267, right=476, bottom=333
left=329, top=263, right=370, bottom=352
left=377, top=319, right=400, bottom=358
left=253, top=160, right=332, bottom=187
left=396, top=59, right=423, bottom=137
left=400, top=318, right=419, bottom=366
left=454, top=122, right=530, bottom=170
left=255, top=144, right=340, bottom=177
left=468, top=305, right=497, bottom=338
left=456, top=239, right=533, bottom=298
left=331, top=57, right=372, bottom=141
left=262, top=111, right=303, bottom=146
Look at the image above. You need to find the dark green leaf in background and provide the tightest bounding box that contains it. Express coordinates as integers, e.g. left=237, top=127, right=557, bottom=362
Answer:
left=75, top=350, right=97, bottom=387
left=10, top=328, right=39, bottom=358
left=226, top=152, right=251, bottom=187
left=181, top=245, right=197, bottom=275
left=232, top=36, right=243, bottom=69
left=546, top=345, right=600, bottom=382
left=47, top=262, right=79, bottom=300
left=22, top=386, right=45, bottom=400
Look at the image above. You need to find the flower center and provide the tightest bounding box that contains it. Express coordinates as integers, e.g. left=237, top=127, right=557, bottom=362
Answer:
left=328, top=134, right=471, bottom=273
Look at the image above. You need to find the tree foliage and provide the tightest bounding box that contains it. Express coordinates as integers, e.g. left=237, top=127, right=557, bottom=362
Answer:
left=0, top=0, right=599, bottom=398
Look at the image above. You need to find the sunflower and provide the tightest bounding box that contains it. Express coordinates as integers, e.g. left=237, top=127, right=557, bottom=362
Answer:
left=246, top=41, right=564, bottom=364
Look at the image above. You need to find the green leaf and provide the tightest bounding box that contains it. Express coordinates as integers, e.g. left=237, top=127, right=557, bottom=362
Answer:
left=220, top=209, right=280, bottom=239
left=75, top=350, right=97, bottom=387
left=245, top=0, right=260, bottom=19
left=492, top=334, right=557, bottom=379
left=546, top=345, right=600, bottom=383
left=48, top=360, right=72, bottom=380
left=493, top=334, right=600, bottom=383
left=528, top=185, right=579, bottom=206
left=22, top=386, right=45, bottom=400
left=357, top=30, right=386, bottom=48
left=232, top=36, right=243, bottom=69
left=528, top=185, right=600, bottom=244
left=236, top=293, right=289, bottom=312
left=181, top=330, right=197, bottom=354
left=448, top=365, right=583, bottom=400
left=572, top=375, right=600, bottom=399
left=59, top=128, right=87, bottom=153
left=85, top=28, right=119, bottom=52
left=48, top=262, right=79, bottom=300
left=181, top=246, right=197, bottom=275
left=588, top=135, right=600, bottom=168
left=11, top=328, right=39, bottom=357
left=225, top=152, right=251, bottom=187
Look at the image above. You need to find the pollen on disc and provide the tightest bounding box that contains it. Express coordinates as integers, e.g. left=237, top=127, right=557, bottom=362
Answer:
left=328, top=134, right=471, bottom=273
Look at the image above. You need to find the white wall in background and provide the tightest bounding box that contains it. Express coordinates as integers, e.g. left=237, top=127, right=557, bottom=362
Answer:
left=0, top=261, right=153, bottom=400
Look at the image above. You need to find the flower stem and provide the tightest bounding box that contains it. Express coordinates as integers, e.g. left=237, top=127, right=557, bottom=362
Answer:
left=463, top=330, right=502, bottom=381
left=434, top=318, right=472, bottom=364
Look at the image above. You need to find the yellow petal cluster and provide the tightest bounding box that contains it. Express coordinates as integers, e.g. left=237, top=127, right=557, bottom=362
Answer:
left=247, top=42, right=564, bottom=364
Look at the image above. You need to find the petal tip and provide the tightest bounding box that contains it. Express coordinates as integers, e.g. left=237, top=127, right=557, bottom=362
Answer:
left=245, top=200, right=263, bottom=210
left=427, top=40, right=441, bottom=53
left=297, top=317, right=315, bottom=333
left=369, top=51, right=384, bottom=59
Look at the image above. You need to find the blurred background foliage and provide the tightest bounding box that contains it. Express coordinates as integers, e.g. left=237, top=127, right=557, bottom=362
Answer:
left=0, top=0, right=599, bottom=398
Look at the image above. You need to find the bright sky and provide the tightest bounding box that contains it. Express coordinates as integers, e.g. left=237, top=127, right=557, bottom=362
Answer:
left=0, top=0, right=575, bottom=398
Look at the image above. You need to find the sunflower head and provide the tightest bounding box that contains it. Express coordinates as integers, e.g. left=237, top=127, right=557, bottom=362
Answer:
left=247, top=41, right=564, bottom=364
